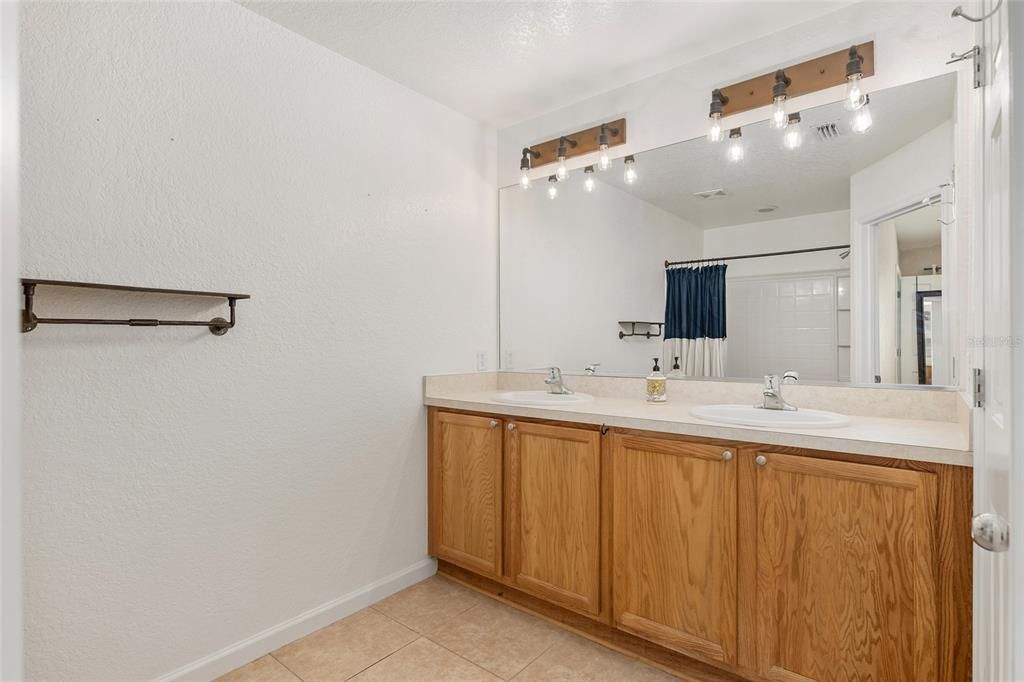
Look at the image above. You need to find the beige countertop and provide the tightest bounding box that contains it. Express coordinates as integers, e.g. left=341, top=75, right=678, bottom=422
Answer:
left=424, top=383, right=972, bottom=467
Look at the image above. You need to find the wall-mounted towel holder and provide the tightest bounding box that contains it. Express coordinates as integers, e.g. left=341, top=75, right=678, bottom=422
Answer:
left=21, top=279, right=250, bottom=336
left=618, top=321, right=663, bottom=340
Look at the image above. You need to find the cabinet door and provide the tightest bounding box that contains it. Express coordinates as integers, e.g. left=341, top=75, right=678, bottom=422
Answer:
left=752, top=451, right=937, bottom=681
left=611, top=434, right=738, bottom=665
left=506, top=421, right=602, bottom=616
left=428, top=411, right=503, bottom=578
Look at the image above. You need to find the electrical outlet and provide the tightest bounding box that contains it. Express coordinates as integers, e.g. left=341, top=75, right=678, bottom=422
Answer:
left=476, top=352, right=488, bottom=371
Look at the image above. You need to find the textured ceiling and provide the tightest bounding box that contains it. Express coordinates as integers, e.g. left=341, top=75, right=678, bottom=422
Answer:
left=592, top=73, right=957, bottom=229
left=239, top=1, right=852, bottom=127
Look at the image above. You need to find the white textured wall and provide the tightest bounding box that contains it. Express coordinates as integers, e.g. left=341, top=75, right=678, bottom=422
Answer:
left=20, top=2, right=496, bottom=679
left=499, top=179, right=701, bottom=376
left=702, top=210, right=851, bottom=278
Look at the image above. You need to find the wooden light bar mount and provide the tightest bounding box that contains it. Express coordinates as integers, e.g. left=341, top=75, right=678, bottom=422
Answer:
left=718, top=42, right=874, bottom=116
left=526, top=118, right=627, bottom=169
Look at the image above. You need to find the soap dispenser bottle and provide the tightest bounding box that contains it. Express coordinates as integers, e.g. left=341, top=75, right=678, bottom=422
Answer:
left=668, top=356, right=683, bottom=379
left=646, top=358, right=667, bottom=403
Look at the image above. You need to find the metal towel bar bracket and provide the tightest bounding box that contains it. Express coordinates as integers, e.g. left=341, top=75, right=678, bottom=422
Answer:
left=20, top=279, right=250, bottom=336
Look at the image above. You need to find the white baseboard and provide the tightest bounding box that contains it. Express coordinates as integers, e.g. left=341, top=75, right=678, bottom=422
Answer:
left=155, top=558, right=437, bottom=682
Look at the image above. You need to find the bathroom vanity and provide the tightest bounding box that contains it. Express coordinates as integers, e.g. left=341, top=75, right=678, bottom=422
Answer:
left=424, top=373, right=972, bottom=682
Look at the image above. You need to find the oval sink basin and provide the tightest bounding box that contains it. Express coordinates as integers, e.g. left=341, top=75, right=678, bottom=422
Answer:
left=494, top=391, right=594, bottom=406
left=690, top=404, right=850, bottom=429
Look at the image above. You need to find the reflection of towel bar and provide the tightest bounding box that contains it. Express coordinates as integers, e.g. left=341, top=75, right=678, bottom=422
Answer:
left=21, top=279, right=250, bottom=336
left=618, top=321, right=663, bottom=340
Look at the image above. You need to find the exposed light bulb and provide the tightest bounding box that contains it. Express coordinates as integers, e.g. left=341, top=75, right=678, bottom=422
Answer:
left=727, top=128, right=744, bottom=163
left=547, top=176, right=558, bottom=199
left=770, top=97, right=788, bottom=130
left=583, top=166, right=596, bottom=192
left=556, top=158, right=568, bottom=181
left=518, top=148, right=536, bottom=190
left=851, top=96, right=873, bottom=134
left=782, top=113, right=802, bottom=150
left=707, top=88, right=729, bottom=143
left=623, top=156, right=637, bottom=184
left=519, top=169, right=531, bottom=190
left=598, top=145, right=611, bottom=171
left=845, top=74, right=865, bottom=111
left=708, top=113, right=725, bottom=142
left=844, top=47, right=866, bottom=111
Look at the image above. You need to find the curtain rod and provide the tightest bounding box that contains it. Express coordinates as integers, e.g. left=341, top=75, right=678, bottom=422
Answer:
left=664, top=244, right=851, bottom=269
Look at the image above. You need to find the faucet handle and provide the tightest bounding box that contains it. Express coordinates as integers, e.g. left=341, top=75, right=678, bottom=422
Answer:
left=764, top=374, right=780, bottom=391
left=547, top=366, right=561, bottom=379
left=782, top=370, right=799, bottom=384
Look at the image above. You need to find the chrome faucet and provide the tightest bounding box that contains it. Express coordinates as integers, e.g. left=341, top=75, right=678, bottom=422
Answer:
left=545, top=367, right=574, bottom=394
left=760, top=371, right=799, bottom=410
left=584, top=363, right=601, bottom=375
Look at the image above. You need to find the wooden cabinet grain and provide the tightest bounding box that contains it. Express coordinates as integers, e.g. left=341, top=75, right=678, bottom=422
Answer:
left=611, top=433, right=738, bottom=665
left=505, top=420, right=604, bottom=617
left=746, top=450, right=939, bottom=682
left=428, top=410, right=503, bottom=578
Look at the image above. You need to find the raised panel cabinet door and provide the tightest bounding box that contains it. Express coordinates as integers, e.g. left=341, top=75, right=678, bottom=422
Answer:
left=506, top=421, right=602, bottom=616
left=753, top=452, right=938, bottom=682
left=611, top=434, right=738, bottom=665
left=428, top=411, right=503, bottom=578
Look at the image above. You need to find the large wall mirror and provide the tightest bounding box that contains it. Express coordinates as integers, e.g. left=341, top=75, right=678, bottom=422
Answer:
left=499, top=73, right=958, bottom=387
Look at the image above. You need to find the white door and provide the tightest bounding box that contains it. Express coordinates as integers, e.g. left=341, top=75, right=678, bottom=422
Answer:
left=974, top=1, right=1016, bottom=679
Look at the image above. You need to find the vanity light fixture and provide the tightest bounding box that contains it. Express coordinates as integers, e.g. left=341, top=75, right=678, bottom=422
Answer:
left=707, top=89, right=729, bottom=142
left=782, top=113, right=803, bottom=150
left=850, top=94, right=873, bottom=134
left=556, top=136, right=577, bottom=181
left=623, top=155, right=638, bottom=184
left=598, top=124, right=618, bottom=171
left=547, top=175, right=559, bottom=199
left=845, top=45, right=867, bottom=111
left=583, top=166, right=596, bottom=192
left=519, top=147, right=540, bottom=190
left=727, top=128, right=744, bottom=163
left=770, top=70, right=791, bottom=130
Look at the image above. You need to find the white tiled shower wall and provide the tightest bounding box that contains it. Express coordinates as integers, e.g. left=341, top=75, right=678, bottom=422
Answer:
left=726, top=272, right=847, bottom=381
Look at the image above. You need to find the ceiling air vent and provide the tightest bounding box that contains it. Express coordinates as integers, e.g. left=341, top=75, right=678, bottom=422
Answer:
left=693, top=188, right=728, bottom=200
left=815, top=122, right=843, bottom=141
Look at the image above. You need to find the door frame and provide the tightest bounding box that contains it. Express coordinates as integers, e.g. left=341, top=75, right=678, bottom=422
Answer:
left=916, top=290, right=943, bottom=385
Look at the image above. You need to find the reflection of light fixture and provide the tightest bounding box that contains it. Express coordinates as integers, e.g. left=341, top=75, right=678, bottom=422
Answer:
left=519, top=147, right=540, bottom=189
left=770, top=70, right=791, bottom=130
left=623, top=155, right=637, bottom=184
left=782, top=113, right=802, bottom=149
left=598, top=124, right=618, bottom=171
left=851, top=94, right=873, bottom=133
left=845, top=45, right=867, bottom=111
left=547, top=175, right=559, bottom=199
left=708, top=88, right=729, bottom=142
left=583, top=166, right=596, bottom=192
left=556, top=136, right=577, bottom=180
left=727, top=128, right=744, bottom=163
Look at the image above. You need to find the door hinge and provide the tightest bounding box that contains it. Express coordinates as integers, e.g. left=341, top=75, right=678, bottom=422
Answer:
left=973, top=368, right=985, bottom=407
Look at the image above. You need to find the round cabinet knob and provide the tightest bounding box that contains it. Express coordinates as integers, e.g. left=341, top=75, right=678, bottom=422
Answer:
left=972, top=512, right=1010, bottom=552
left=722, top=450, right=733, bottom=461
left=489, top=420, right=499, bottom=429
left=755, top=455, right=767, bottom=466
left=507, top=423, right=517, bottom=431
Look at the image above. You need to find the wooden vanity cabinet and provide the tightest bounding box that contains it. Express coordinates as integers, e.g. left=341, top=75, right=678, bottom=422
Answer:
left=505, top=420, right=604, bottom=617
left=742, top=449, right=941, bottom=682
left=427, top=411, right=504, bottom=578
left=427, top=409, right=971, bottom=682
left=610, top=432, right=738, bottom=666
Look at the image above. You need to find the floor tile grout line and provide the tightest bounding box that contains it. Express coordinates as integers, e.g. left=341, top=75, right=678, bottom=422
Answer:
left=505, top=639, right=560, bottom=681
left=421, top=633, right=508, bottom=680
left=340, top=635, right=424, bottom=681
left=267, top=653, right=304, bottom=682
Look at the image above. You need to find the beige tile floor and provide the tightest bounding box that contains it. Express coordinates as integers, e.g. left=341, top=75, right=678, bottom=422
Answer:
left=218, top=575, right=679, bottom=682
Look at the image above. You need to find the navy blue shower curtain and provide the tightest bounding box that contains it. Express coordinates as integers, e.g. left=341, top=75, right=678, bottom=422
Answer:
left=664, top=264, right=728, bottom=376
